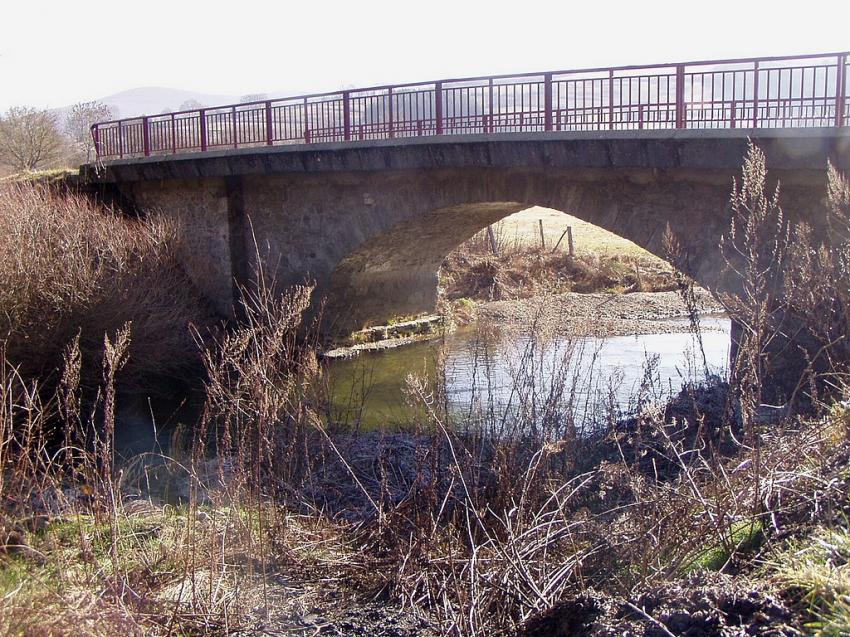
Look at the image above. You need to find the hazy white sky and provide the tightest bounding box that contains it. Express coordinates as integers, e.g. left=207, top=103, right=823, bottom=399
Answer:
left=1, top=0, right=848, bottom=112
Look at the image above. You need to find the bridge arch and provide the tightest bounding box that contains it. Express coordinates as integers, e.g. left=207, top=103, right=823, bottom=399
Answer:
left=319, top=170, right=734, bottom=330
left=105, top=131, right=843, bottom=334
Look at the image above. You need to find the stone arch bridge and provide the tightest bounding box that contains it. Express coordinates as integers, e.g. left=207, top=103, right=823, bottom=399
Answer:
left=83, top=129, right=849, bottom=332
left=82, top=52, right=850, bottom=332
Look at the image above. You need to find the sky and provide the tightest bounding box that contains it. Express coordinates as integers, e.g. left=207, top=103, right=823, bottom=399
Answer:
left=1, top=0, right=848, bottom=112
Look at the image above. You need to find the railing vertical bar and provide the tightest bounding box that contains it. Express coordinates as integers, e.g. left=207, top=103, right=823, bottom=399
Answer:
left=265, top=101, right=274, bottom=145
left=91, top=125, right=100, bottom=159
left=608, top=69, right=614, bottom=130
left=675, top=64, right=685, bottom=128
left=142, top=117, right=151, bottom=156
left=752, top=61, right=760, bottom=128
left=837, top=54, right=846, bottom=127
left=544, top=73, right=553, bottom=131
left=435, top=81, right=443, bottom=135
left=343, top=92, right=351, bottom=141
left=171, top=114, right=176, bottom=154
left=199, top=110, right=207, bottom=151
left=303, top=98, right=311, bottom=143
left=232, top=107, right=238, bottom=148
left=388, top=88, right=394, bottom=138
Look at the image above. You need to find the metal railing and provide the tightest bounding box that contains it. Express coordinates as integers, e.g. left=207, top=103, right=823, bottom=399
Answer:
left=91, top=51, right=850, bottom=161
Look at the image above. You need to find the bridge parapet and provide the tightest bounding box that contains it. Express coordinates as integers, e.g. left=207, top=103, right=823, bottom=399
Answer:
left=91, top=51, right=849, bottom=161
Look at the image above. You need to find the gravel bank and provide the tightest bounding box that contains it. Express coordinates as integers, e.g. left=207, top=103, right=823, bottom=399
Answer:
left=478, top=288, right=725, bottom=337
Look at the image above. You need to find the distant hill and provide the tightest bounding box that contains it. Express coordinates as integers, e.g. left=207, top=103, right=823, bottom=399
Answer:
left=92, top=85, right=321, bottom=119
left=95, top=87, right=243, bottom=119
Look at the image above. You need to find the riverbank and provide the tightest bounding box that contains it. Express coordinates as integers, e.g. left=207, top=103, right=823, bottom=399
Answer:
left=478, top=288, right=725, bottom=337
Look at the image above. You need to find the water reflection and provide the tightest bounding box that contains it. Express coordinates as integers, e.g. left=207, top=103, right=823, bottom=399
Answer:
left=326, top=316, right=731, bottom=431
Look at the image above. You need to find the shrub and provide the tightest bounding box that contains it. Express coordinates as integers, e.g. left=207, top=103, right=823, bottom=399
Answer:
left=0, top=181, right=213, bottom=389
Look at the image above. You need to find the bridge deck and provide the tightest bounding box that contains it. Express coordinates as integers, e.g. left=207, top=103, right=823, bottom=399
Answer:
left=91, top=51, right=849, bottom=162
left=82, top=128, right=850, bottom=184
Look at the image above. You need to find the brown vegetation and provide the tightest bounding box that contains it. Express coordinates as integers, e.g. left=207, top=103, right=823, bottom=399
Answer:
left=440, top=244, right=677, bottom=304
left=1, top=148, right=850, bottom=636
left=0, top=181, right=213, bottom=388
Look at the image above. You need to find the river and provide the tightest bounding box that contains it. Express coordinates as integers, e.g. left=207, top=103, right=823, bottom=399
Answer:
left=326, top=315, right=731, bottom=433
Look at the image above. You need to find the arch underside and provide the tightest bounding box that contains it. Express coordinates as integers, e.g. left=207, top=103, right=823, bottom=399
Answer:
left=121, top=164, right=830, bottom=333
left=322, top=173, right=726, bottom=331
left=320, top=169, right=828, bottom=332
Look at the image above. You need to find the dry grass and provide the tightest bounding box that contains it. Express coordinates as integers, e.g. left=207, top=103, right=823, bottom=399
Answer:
left=441, top=207, right=677, bottom=304
left=440, top=247, right=676, bottom=303
left=2, top=151, right=850, bottom=636
left=488, top=207, right=660, bottom=258
left=0, top=181, right=213, bottom=388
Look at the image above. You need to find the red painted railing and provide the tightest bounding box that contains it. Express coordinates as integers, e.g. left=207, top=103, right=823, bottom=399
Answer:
left=91, top=51, right=850, bottom=161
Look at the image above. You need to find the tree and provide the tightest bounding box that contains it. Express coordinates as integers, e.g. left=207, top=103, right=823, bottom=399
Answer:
left=63, top=101, right=115, bottom=162
left=240, top=93, right=268, bottom=104
left=178, top=99, right=205, bottom=112
left=0, top=106, right=65, bottom=172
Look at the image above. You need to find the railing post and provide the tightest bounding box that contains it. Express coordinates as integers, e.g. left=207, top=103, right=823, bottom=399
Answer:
left=303, top=97, right=311, bottom=144
left=343, top=91, right=351, bottom=141
left=544, top=73, right=553, bottom=131
left=752, top=61, right=760, bottom=129
left=675, top=64, right=685, bottom=129
left=837, top=54, right=847, bottom=127
left=142, top=116, right=151, bottom=156
left=435, top=81, right=443, bottom=135
left=118, top=122, right=124, bottom=159
left=387, top=87, right=394, bottom=139
left=488, top=78, right=494, bottom=133
left=90, top=125, right=100, bottom=160
left=232, top=106, right=238, bottom=148
left=171, top=114, right=176, bottom=154
left=199, top=109, right=207, bottom=151
left=608, top=69, right=615, bottom=130
left=265, top=101, right=274, bottom=145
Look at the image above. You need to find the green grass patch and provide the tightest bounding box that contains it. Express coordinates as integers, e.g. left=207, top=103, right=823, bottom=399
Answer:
left=775, top=525, right=850, bottom=635
left=683, top=518, right=765, bottom=573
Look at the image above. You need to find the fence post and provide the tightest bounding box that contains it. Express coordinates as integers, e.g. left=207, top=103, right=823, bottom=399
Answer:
left=752, top=61, right=760, bottom=129
left=118, top=122, right=124, bottom=159
left=837, top=54, right=847, bottom=128
left=142, top=117, right=151, bottom=156
left=265, top=101, right=274, bottom=146
left=199, top=109, right=207, bottom=151
left=487, top=225, right=500, bottom=256
left=171, top=114, right=176, bottom=154
left=435, top=81, right=444, bottom=135
left=608, top=69, right=615, bottom=130
left=675, top=64, right=685, bottom=128
left=544, top=73, right=553, bottom=131
left=343, top=91, right=351, bottom=141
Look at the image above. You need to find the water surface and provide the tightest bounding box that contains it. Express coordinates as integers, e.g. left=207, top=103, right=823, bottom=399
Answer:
left=327, top=316, right=730, bottom=431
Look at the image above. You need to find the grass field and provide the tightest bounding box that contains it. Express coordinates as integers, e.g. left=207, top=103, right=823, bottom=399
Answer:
left=493, top=206, right=659, bottom=259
